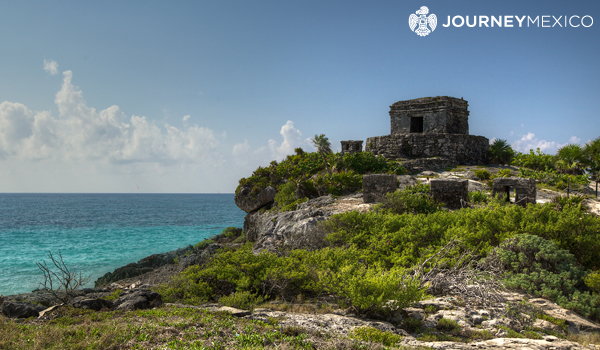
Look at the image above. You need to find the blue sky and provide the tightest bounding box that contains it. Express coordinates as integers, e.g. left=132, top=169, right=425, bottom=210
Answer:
left=0, top=0, right=598, bottom=193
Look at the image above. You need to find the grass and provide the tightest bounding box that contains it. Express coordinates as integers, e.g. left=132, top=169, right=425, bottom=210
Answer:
left=0, top=305, right=434, bottom=350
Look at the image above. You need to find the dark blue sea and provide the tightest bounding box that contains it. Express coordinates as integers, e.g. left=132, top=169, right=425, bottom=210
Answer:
left=0, top=193, right=245, bottom=296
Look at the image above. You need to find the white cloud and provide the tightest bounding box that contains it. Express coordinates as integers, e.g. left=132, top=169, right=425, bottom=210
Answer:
left=267, top=120, right=314, bottom=160
left=0, top=70, right=219, bottom=165
left=232, top=140, right=250, bottom=156
left=511, top=132, right=581, bottom=154
left=43, top=59, right=58, bottom=75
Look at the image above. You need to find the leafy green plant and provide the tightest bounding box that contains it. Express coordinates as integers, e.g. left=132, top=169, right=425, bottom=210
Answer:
left=468, top=191, right=490, bottom=204
left=423, top=304, right=437, bottom=314
left=218, top=291, right=264, bottom=310
left=475, top=169, right=491, bottom=180
left=102, top=289, right=123, bottom=301
left=584, top=271, right=600, bottom=294
left=194, top=239, right=214, bottom=250
left=489, top=139, right=515, bottom=165
left=487, top=234, right=600, bottom=319
left=274, top=181, right=297, bottom=209
left=376, top=185, right=442, bottom=215
left=436, top=318, right=460, bottom=333
left=550, top=194, right=586, bottom=212
left=512, top=148, right=557, bottom=171
left=349, top=326, right=403, bottom=346
left=492, top=168, right=513, bottom=178
left=401, top=317, right=424, bottom=333
left=556, top=143, right=586, bottom=175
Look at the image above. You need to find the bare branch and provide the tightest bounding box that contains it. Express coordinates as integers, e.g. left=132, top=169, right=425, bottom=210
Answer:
left=36, top=250, right=91, bottom=304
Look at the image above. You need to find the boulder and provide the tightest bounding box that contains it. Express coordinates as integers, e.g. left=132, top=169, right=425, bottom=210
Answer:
left=70, top=297, right=113, bottom=311
left=235, top=186, right=276, bottom=213
left=113, top=289, right=163, bottom=311
left=244, top=195, right=373, bottom=254
left=1, top=301, right=46, bottom=318
left=362, top=174, right=397, bottom=203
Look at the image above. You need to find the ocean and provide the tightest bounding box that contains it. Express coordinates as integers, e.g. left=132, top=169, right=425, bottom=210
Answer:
left=0, top=193, right=246, bottom=296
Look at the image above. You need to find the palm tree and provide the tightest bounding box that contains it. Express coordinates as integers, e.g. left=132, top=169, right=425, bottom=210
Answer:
left=555, top=143, right=585, bottom=175
left=312, top=134, right=332, bottom=154
left=489, top=139, right=514, bottom=165
left=583, top=137, right=600, bottom=197
left=312, top=134, right=333, bottom=174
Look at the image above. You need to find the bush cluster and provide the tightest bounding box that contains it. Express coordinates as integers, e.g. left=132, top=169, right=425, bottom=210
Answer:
left=487, top=234, right=600, bottom=319
left=237, top=151, right=406, bottom=210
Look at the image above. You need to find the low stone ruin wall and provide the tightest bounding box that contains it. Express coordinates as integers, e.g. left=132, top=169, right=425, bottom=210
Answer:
left=430, top=178, right=469, bottom=210
left=366, top=133, right=489, bottom=165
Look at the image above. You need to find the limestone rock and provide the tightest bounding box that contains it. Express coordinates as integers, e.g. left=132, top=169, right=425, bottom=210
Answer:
left=234, top=185, right=276, bottom=213
left=363, top=174, right=397, bottom=203
left=200, top=244, right=223, bottom=259
left=95, top=245, right=193, bottom=287
left=70, top=297, right=113, bottom=311
left=1, top=301, right=46, bottom=318
left=113, top=289, right=163, bottom=311
left=244, top=195, right=373, bottom=254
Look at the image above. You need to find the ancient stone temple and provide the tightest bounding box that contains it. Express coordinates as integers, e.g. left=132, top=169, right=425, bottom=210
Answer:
left=340, top=140, right=363, bottom=155
left=366, top=96, right=489, bottom=167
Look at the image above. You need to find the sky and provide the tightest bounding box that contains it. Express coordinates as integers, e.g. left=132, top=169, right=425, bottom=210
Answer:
left=0, top=0, right=598, bottom=193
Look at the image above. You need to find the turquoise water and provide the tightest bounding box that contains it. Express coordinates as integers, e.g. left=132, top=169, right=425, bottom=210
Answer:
left=0, top=193, right=246, bottom=296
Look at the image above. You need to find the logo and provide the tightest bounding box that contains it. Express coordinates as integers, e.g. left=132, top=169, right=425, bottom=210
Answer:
left=409, top=6, right=437, bottom=37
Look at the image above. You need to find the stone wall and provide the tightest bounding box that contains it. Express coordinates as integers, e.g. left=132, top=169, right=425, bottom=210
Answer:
left=492, top=177, right=536, bottom=207
left=402, top=157, right=457, bottom=173
left=362, top=174, right=397, bottom=203
left=430, top=178, right=469, bottom=210
left=390, top=96, right=469, bottom=135
left=366, top=133, right=489, bottom=165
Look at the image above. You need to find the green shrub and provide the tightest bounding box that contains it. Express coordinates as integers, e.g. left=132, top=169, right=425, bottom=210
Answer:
left=274, top=181, right=297, bottom=209
left=475, top=169, right=491, bottom=180
left=550, top=194, right=586, bottom=212
left=102, top=289, right=123, bottom=301
left=585, top=271, right=600, bottom=293
left=492, top=168, right=513, bottom=178
left=314, top=171, right=362, bottom=196
left=402, top=317, right=424, bottom=333
left=218, top=291, right=264, bottom=310
left=194, top=239, right=214, bottom=250
left=468, top=191, right=490, bottom=204
left=489, top=139, right=515, bottom=165
left=423, top=304, right=437, bottom=313
left=316, top=249, right=424, bottom=313
left=223, top=227, right=242, bottom=238
left=349, top=326, right=403, bottom=346
left=436, top=318, right=460, bottom=333
left=512, top=148, right=557, bottom=171
left=376, top=185, right=442, bottom=215
left=487, top=234, right=600, bottom=319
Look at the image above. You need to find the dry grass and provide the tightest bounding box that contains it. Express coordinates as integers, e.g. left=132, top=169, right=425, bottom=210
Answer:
left=567, top=332, right=600, bottom=348
left=260, top=301, right=338, bottom=315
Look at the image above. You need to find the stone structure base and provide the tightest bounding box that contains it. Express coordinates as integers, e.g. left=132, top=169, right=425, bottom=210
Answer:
left=366, top=133, right=489, bottom=165
left=402, top=157, right=457, bottom=174
left=362, top=174, right=397, bottom=203
left=492, top=177, right=536, bottom=207
left=430, top=178, right=469, bottom=210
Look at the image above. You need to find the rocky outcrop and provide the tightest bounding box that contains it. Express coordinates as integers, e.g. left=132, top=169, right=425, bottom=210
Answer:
left=1, top=301, right=47, bottom=318
left=235, top=185, right=276, bottom=213
left=113, top=289, right=163, bottom=311
left=70, top=297, right=113, bottom=311
left=95, top=245, right=194, bottom=287
left=244, top=194, right=373, bottom=254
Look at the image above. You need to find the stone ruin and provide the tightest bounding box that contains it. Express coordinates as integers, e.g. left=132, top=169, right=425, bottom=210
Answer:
left=492, top=177, right=536, bottom=207
left=362, top=174, right=397, bottom=203
left=430, top=178, right=469, bottom=210
left=365, top=96, right=489, bottom=169
left=340, top=140, right=363, bottom=155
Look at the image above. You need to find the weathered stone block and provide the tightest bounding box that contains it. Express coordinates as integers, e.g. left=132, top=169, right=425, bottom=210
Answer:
left=390, top=96, right=469, bottom=135
left=430, top=178, right=468, bottom=209
left=492, top=177, right=536, bottom=207
left=363, top=174, right=397, bottom=203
